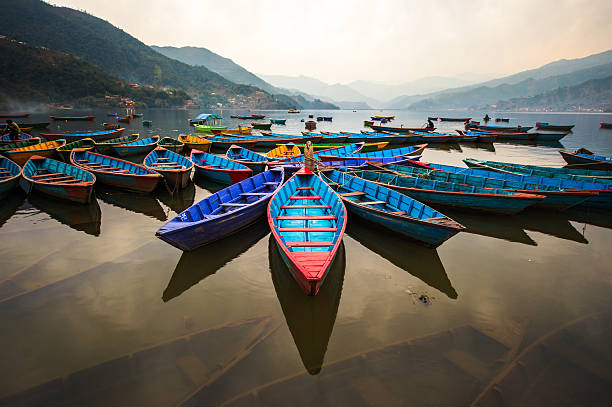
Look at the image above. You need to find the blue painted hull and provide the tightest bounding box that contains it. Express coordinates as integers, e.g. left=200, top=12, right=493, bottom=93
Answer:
left=0, top=177, right=20, bottom=199
left=194, top=167, right=234, bottom=184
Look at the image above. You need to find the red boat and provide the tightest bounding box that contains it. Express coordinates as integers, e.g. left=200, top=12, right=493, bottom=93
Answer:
left=50, top=115, right=95, bottom=121
left=117, top=116, right=131, bottom=123
left=0, top=113, right=30, bottom=118
left=103, top=123, right=120, bottom=130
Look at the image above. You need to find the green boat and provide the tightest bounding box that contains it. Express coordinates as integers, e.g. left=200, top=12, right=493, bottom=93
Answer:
left=0, top=138, right=42, bottom=153
left=56, top=138, right=95, bottom=161
left=193, top=114, right=226, bottom=134
left=94, top=134, right=139, bottom=155
left=251, top=122, right=273, bottom=130
left=157, top=136, right=184, bottom=153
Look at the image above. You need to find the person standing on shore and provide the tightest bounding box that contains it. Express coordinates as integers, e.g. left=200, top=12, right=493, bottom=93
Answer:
left=1, top=120, right=20, bottom=141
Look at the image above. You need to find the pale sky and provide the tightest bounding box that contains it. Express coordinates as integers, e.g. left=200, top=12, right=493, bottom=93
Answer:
left=52, top=0, right=612, bottom=84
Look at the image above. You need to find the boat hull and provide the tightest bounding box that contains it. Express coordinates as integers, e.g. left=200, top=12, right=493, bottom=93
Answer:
left=22, top=179, right=93, bottom=204
left=90, top=171, right=160, bottom=193
left=5, top=147, right=58, bottom=166
left=559, top=151, right=612, bottom=170
left=193, top=166, right=252, bottom=184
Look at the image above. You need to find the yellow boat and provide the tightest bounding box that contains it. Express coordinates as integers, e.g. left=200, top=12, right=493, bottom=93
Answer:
left=288, top=109, right=300, bottom=114
left=178, top=134, right=212, bottom=152
left=266, top=143, right=301, bottom=160
left=5, top=139, right=66, bottom=165
left=222, top=126, right=252, bottom=135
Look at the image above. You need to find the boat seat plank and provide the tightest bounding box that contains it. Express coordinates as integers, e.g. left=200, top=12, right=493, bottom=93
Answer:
left=286, top=241, right=334, bottom=247
left=289, top=196, right=322, bottom=200
left=279, top=228, right=337, bottom=232
left=156, top=157, right=170, bottom=160
left=359, top=200, right=387, bottom=205
left=32, top=172, right=63, bottom=178
left=53, top=179, right=84, bottom=184
left=280, top=205, right=331, bottom=209
left=39, top=176, right=76, bottom=182
left=340, top=191, right=366, bottom=197
left=296, top=187, right=314, bottom=190
left=277, top=215, right=337, bottom=220
left=240, top=192, right=268, bottom=196
left=389, top=210, right=407, bottom=215
left=263, top=182, right=279, bottom=185
left=220, top=203, right=246, bottom=207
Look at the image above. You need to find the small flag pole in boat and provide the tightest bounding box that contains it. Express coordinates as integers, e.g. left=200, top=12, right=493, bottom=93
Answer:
left=304, top=141, right=315, bottom=171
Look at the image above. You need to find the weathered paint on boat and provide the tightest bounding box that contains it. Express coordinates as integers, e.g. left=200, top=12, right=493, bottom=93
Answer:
left=535, top=122, right=574, bottom=131
left=41, top=128, right=125, bottom=142
left=226, top=145, right=268, bottom=173
left=267, top=167, right=347, bottom=295
left=322, top=170, right=463, bottom=247
left=93, top=134, right=139, bottom=155
left=318, top=144, right=426, bottom=162
left=71, top=149, right=162, bottom=193
left=111, top=135, right=160, bottom=157
left=20, top=156, right=95, bottom=204
left=0, top=157, right=21, bottom=199
left=0, top=138, right=42, bottom=153
left=156, top=168, right=284, bottom=251
left=266, top=143, right=301, bottom=160
left=56, top=138, right=95, bottom=161
left=144, top=147, right=193, bottom=189
left=4, top=139, right=66, bottom=166
left=156, top=136, right=184, bottom=154
left=191, top=150, right=252, bottom=185
left=178, top=134, right=212, bottom=152
left=49, top=115, right=95, bottom=121
left=559, top=150, right=612, bottom=170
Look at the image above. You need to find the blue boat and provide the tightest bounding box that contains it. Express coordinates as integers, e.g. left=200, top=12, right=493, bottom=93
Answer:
left=372, top=162, right=598, bottom=211
left=532, top=132, right=567, bottom=141
left=191, top=150, right=252, bottom=185
left=269, top=155, right=422, bottom=174
left=459, top=159, right=612, bottom=184
left=321, top=170, right=463, bottom=247
left=341, top=170, right=546, bottom=214
left=458, top=159, right=612, bottom=208
left=268, top=167, right=347, bottom=296
left=0, top=133, right=36, bottom=143
left=71, top=150, right=162, bottom=193
left=559, top=150, right=612, bottom=170
left=226, top=145, right=268, bottom=173
left=467, top=130, right=534, bottom=140
left=341, top=131, right=413, bottom=144
left=144, top=147, right=194, bottom=189
left=0, top=157, right=21, bottom=199
left=270, top=119, right=286, bottom=125
left=112, top=136, right=160, bottom=157
left=210, top=134, right=311, bottom=149
left=318, top=144, right=426, bottom=161
left=302, top=132, right=348, bottom=143
left=280, top=143, right=365, bottom=163
left=156, top=168, right=284, bottom=251
left=21, top=156, right=95, bottom=204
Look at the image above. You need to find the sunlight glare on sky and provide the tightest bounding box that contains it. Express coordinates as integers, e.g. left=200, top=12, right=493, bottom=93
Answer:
left=51, top=0, right=612, bottom=83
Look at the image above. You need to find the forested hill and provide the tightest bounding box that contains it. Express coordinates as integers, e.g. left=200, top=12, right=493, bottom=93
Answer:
left=0, top=38, right=190, bottom=109
left=0, top=0, right=293, bottom=109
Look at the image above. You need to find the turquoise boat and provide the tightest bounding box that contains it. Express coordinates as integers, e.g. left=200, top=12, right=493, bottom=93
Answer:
left=461, top=159, right=612, bottom=184
left=321, top=170, right=463, bottom=247
left=0, top=156, right=21, bottom=199
left=144, top=147, right=194, bottom=189
left=280, top=143, right=365, bottom=163
left=112, top=136, right=160, bottom=157
left=318, top=144, right=426, bottom=162
left=302, top=132, right=348, bottom=143
left=226, top=145, right=268, bottom=173
left=559, top=150, right=612, bottom=170
left=342, top=131, right=414, bottom=144
left=270, top=119, right=286, bottom=125
left=191, top=150, right=252, bottom=185
left=340, top=170, right=546, bottom=214
left=372, top=162, right=598, bottom=211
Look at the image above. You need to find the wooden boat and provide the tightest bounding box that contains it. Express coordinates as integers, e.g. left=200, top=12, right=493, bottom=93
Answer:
left=0, top=138, right=42, bottom=153
left=270, top=119, right=286, bottom=124
left=264, top=131, right=325, bottom=143
left=377, top=162, right=598, bottom=211
left=211, top=134, right=314, bottom=148
left=364, top=120, right=374, bottom=127
left=318, top=155, right=419, bottom=169
left=559, top=150, right=612, bottom=170
left=2, top=317, right=277, bottom=407
left=370, top=124, right=435, bottom=133
left=0, top=113, right=29, bottom=118
left=235, top=115, right=255, bottom=119
left=460, top=159, right=612, bottom=183
left=535, top=122, right=574, bottom=131
left=211, top=126, right=252, bottom=135
left=49, top=115, right=95, bottom=121
left=191, top=149, right=252, bottom=184
left=193, top=122, right=227, bottom=134
left=156, top=136, right=184, bottom=153
left=601, top=122, right=612, bottom=129
left=322, top=170, right=463, bottom=246
left=132, top=113, right=143, bottom=118
left=107, top=113, right=117, bottom=117
left=345, top=169, right=546, bottom=214
left=266, top=143, right=301, bottom=160
left=144, top=147, right=193, bottom=189
left=439, top=117, right=471, bottom=122
left=208, top=137, right=258, bottom=152
left=222, top=317, right=529, bottom=407
left=0, top=121, right=48, bottom=130
left=20, top=156, right=95, bottom=204
left=0, top=132, right=37, bottom=145
left=267, top=167, right=347, bottom=295
left=157, top=168, right=283, bottom=250
left=111, top=135, right=160, bottom=157
left=304, top=131, right=348, bottom=143
left=4, top=139, right=65, bottom=165
left=56, top=138, right=95, bottom=161
left=40, top=128, right=125, bottom=142
left=468, top=124, right=533, bottom=132
left=279, top=143, right=365, bottom=163
left=316, top=116, right=332, bottom=122
left=531, top=131, right=568, bottom=141
left=178, top=134, right=212, bottom=152
left=0, top=157, right=21, bottom=199
left=103, top=123, right=120, bottom=129
left=251, top=122, right=272, bottom=130
left=467, top=130, right=534, bottom=140
left=226, top=145, right=268, bottom=173
left=495, top=118, right=510, bottom=122
left=318, top=144, right=426, bottom=162
left=288, top=109, right=300, bottom=113
left=93, top=134, right=139, bottom=155
left=116, top=116, right=130, bottom=123
left=472, top=313, right=611, bottom=407
left=371, top=115, right=395, bottom=120
left=290, top=141, right=389, bottom=152
left=71, top=149, right=162, bottom=193
left=142, top=120, right=152, bottom=126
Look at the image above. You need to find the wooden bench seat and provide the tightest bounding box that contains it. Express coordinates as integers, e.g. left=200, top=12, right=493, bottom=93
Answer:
left=340, top=191, right=366, bottom=197
left=280, top=205, right=331, bottom=209
left=286, top=241, right=334, bottom=247
left=359, top=200, right=387, bottom=205
left=277, top=215, right=337, bottom=220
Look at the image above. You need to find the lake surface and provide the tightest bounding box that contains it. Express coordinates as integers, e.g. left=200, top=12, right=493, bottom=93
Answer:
left=1, top=109, right=612, bottom=406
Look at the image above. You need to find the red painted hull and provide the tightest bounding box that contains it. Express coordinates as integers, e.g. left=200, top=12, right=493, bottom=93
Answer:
left=0, top=113, right=30, bottom=118
left=50, top=116, right=95, bottom=121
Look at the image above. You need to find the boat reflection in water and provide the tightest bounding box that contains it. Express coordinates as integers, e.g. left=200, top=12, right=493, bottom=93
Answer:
left=96, top=185, right=167, bottom=221
left=564, top=206, right=612, bottom=230
left=156, top=180, right=196, bottom=215
left=0, top=317, right=277, bottom=407
left=28, top=193, right=101, bottom=236
left=163, top=219, right=270, bottom=302
left=444, top=209, right=537, bottom=246
left=268, top=235, right=346, bottom=375
left=515, top=208, right=588, bottom=244
left=0, top=189, right=26, bottom=228
left=346, top=217, right=457, bottom=299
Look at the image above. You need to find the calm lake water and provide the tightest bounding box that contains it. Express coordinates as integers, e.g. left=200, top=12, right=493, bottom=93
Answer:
left=1, top=109, right=612, bottom=406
